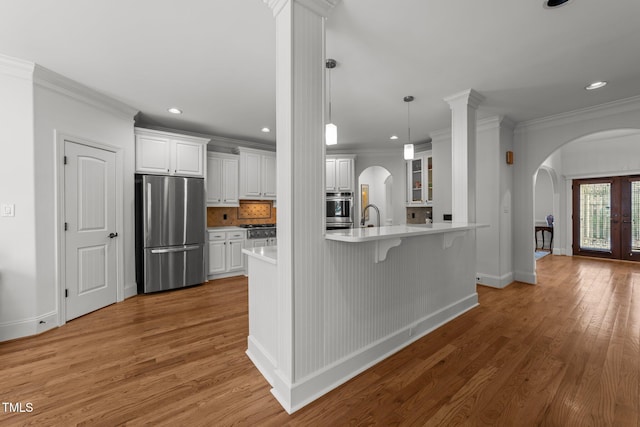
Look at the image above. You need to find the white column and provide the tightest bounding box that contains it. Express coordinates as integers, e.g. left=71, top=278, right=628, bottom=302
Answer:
left=264, top=0, right=336, bottom=413
left=444, top=89, right=484, bottom=223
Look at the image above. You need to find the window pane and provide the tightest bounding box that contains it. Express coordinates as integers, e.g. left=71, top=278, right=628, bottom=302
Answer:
left=632, top=181, right=640, bottom=252
left=580, top=183, right=611, bottom=251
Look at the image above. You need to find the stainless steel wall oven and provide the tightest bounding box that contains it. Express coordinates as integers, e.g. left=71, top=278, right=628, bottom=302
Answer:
left=326, top=192, right=353, bottom=229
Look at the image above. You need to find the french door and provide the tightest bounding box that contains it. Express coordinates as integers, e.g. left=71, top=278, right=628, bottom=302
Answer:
left=572, top=175, right=640, bottom=261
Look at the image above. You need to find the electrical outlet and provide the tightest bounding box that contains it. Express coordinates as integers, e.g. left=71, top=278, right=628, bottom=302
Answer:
left=1, top=204, right=15, bottom=217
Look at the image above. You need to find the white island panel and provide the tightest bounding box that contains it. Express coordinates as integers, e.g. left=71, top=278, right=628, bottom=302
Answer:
left=244, top=225, right=482, bottom=413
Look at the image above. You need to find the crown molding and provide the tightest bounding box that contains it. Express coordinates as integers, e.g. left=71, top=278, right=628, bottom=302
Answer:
left=515, top=95, right=640, bottom=135
left=429, top=115, right=514, bottom=143
left=477, top=115, right=516, bottom=132
left=444, top=88, right=485, bottom=110
left=0, top=53, right=35, bottom=80
left=329, top=141, right=431, bottom=157
left=33, top=65, right=138, bottom=121
left=264, top=0, right=339, bottom=17
left=138, top=124, right=276, bottom=153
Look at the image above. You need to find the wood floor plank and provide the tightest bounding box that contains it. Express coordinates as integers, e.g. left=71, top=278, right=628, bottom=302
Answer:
left=1, top=256, right=639, bottom=426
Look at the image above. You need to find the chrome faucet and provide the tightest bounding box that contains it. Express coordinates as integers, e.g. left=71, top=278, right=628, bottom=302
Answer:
left=361, top=203, right=381, bottom=227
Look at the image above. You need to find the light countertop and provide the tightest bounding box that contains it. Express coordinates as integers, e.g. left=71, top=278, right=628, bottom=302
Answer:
left=325, top=222, right=488, bottom=243
left=242, top=246, right=277, bottom=264
left=208, top=226, right=245, bottom=232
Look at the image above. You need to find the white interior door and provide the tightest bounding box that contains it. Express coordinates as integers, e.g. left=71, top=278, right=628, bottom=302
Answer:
left=64, top=141, right=117, bottom=321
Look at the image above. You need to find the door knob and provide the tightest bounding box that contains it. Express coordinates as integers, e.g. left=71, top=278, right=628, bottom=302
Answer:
left=108, top=232, right=119, bottom=238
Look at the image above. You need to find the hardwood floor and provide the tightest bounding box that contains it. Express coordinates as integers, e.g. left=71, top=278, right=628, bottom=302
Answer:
left=1, top=256, right=639, bottom=426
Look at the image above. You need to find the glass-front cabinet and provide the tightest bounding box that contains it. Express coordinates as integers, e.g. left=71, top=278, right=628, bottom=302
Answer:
left=406, top=151, right=433, bottom=206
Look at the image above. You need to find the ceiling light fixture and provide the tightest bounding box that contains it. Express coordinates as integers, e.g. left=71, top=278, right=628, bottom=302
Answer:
left=325, top=59, right=338, bottom=146
left=545, top=0, right=571, bottom=8
left=403, top=96, right=415, bottom=160
left=390, top=135, right=398, bottom=140
left=261, top=127, right=271, bottom=133
left=167, top=107, right=182, bottom=114
left=585, top=81, right=607, bottom=90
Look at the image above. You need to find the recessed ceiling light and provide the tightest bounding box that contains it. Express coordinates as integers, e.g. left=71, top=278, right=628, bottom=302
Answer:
left=390, top=135, right=399, bottom=140
left=585, top=81, right=607, bottom=90
left=167, top=107, right=182, bottom=114
left=261, top=127, right=271, bottom=133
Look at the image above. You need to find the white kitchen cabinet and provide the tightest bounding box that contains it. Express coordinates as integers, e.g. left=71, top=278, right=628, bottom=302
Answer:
left=326, top=155, right=356, bottom=192
left=250, top=238, right=277, bottom=248
left=208, top=229, right=246, bottom=279
left=406, top=151, right=433, bottom=206
left=135, top=128, right=208, bottom=177
left=238, top=148, right=276, bottom=200
left=208, top=232, right=226, bottom=275
left=207, top=152, right=239, bottom=207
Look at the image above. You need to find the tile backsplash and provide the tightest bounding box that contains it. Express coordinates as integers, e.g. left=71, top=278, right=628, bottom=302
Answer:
left=406, top=206, right=432, bottom=224
left=208, top=200, right=276, bottom=227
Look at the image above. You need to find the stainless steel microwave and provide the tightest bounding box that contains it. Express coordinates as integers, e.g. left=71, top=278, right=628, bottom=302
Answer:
left=326, top=192, right=353, bottom=229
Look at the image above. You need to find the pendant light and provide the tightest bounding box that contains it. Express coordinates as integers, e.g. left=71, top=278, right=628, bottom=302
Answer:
left=325, top=59, right=338, bottom=146
left=404, top=95, right=415, bottom=160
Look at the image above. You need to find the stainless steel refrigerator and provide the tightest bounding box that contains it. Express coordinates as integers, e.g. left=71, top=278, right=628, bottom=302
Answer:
left=135, top=174, right=206, bottom=293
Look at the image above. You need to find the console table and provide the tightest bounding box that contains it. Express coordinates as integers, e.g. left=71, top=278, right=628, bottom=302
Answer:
left=535, top=225, right=553, bottom=253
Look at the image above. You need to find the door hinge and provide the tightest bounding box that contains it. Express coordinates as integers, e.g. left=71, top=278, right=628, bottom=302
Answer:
left=63, top=156, right=68, bottom=165
left=65, top=289, right=69, bottom=298
left=64, top=222, right=68, bottom=231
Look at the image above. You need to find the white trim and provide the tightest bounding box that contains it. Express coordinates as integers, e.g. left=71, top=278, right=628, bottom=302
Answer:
left=563, top=168, right=640, bottom=180
left=55, top=133, right=125, bottom=326
left=268, top=292, right=478, bottom=413
left=34, top=65, right=138, bottom=120
left=515, top=95, right=640, bottom=134
left=476, top=272, right=514, bottom=289
left=514, top=270, right=537, bottom=284
left=0, top=53, right=35, bottom=80
left=0, top=311, right=58, bottom=342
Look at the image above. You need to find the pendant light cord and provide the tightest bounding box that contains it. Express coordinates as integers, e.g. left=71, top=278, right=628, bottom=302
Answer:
left=328, top=66, right=332, bottom=123
left=407, top=99, right=411, bottom=144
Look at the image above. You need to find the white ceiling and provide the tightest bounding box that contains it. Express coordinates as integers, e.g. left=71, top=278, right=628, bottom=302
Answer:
left=1, top=0, right=639, bottom=151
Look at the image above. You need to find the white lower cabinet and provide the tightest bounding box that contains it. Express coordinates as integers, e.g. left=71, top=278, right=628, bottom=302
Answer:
left=249, top=238, right=277, bottom=248
left=208, top=230, right=246, bottom=279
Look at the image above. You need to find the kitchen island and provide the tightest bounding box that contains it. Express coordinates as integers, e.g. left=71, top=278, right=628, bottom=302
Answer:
left=244, top=222, right=486, bottom=412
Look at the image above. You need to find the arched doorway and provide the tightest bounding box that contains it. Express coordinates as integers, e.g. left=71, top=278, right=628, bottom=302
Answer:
left=532, top=129, right=640, bottom=269
left=358, top=166, right=393, bottom=227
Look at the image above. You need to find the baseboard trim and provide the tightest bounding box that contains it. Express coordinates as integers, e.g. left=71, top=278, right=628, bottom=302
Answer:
left=0, top=310, right=58, bottom=342
left=268, top=292, right=479, bottom=413
left=515, top=270, right=537, bottom=284
left=124, top=283, right=138, bottom=299
left=476, top=272, right=514, bottom=288
left=246, top=335, right=278, bottom=387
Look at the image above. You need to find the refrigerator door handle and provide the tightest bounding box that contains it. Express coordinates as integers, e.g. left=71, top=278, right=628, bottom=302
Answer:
left=146, top=182, right=152, bottom=238
left=151, top=245, right=201, bottom=254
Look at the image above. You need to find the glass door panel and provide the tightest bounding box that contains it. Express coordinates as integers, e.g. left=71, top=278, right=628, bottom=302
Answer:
left=632, top=181, right=640, bottom=251
left=621, top=177, right=640, bottom=261
left=411, top=158, right=423, bottom=203
left=572, top=176, right=640, bottom=260
left=579, top=183, right=611, bottom=251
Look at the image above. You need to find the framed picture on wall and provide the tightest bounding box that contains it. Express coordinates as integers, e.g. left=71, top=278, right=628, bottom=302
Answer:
left=361, top=184, right=369, bottom=221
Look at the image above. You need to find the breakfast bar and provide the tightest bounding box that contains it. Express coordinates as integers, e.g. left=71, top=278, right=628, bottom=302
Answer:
left=243, top=222, right=487, bottom=412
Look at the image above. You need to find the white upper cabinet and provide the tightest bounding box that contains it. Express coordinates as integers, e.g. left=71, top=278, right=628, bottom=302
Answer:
left=406, top=151, right=433, bottom=206
left=207, top=152, right=239, bottom=207
left=261, top=153, right=277, bottom=198
left=326, top=155, right=356, bottom=192
left=238, top=148, right=276, bottom=200
left=135, top=128, right=208, bottom=177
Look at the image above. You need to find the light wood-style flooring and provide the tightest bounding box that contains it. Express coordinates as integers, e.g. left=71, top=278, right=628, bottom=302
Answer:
left=1, top=255, right=639, bottom=426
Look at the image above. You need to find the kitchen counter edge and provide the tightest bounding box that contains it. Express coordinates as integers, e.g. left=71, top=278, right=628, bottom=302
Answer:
left=325, top=222, right=489, bottom=243
left=242, top=246, right=277, bottom=265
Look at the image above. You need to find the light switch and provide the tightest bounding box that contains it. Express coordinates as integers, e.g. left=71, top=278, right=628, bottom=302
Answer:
left=1, top=204, right=15, bottom=217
